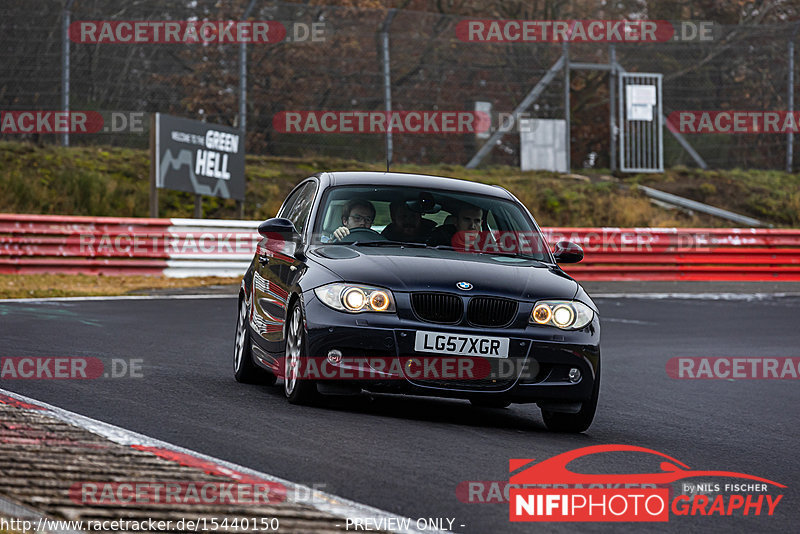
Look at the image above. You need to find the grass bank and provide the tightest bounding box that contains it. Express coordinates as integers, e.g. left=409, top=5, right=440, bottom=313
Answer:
left=0, top=274, right=237, bottom=299
left=4, top=141, right=798, bottom=227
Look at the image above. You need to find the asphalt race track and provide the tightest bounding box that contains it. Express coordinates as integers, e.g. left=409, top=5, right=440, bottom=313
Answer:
left=1, top=295, right=798, bottom=533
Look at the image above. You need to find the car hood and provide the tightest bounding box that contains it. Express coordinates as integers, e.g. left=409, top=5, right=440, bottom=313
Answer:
left=308, top=245, right=579, bottom=302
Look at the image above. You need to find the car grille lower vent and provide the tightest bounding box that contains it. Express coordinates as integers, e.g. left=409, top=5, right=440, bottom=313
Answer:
left=467, top=297, right=518, bottom=327
left=411, top=293, right=463, bottom=324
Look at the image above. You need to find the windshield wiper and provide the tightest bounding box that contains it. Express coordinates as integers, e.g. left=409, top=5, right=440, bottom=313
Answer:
left=352, top=241, right=430, bottom=248
left=435, top=245, right=548, bottom=264
left=352, top=241, right=547, bottom=264
left=482, top=250, right=549, bottom=265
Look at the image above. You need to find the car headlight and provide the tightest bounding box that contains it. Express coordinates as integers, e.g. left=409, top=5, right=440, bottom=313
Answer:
left=529, top=300, right=593, bottom=330
left=314, top=283, right=396, bottom=313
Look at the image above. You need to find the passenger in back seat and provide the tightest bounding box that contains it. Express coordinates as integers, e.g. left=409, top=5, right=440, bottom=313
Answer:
left=381, top=200, right=436, bottom=243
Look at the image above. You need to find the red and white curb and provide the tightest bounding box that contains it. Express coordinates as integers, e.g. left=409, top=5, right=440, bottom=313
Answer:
left=0, top=388, right=444, bottom=534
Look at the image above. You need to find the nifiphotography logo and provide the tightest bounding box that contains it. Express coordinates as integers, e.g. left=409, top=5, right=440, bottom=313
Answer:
left=509, top=445, right=785, bottom=522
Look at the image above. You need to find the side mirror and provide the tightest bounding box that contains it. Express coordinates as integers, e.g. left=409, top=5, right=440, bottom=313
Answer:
left=257, top=218, right=305, bottom=261
left=258, top=217, right=298, bottom=240
left=552, top=241, right=583, bottom=264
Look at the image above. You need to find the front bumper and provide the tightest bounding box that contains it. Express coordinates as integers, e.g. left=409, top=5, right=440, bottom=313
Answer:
left=300, top=290, right=600, bottom=405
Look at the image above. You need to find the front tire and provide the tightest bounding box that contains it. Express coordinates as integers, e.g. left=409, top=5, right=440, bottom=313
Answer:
left=541, top=363, right=600, bottom=433
left=284, top=301, right=318, bottom=405
left=234, top=297, right=276, bottom=385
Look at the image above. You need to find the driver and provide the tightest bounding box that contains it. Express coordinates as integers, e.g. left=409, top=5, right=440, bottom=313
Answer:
left=332, top=198, right=376, bottom=241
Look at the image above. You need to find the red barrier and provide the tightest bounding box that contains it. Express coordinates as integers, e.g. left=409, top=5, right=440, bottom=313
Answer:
left=1, top=214, right=799, bottom=280
left=541, top=228, right=800, bottom=248
left=0, top=215, right=171, bottom=272
left=0, top=257, right=167, bottom=276
left=563, top=265, right=800, bottom=281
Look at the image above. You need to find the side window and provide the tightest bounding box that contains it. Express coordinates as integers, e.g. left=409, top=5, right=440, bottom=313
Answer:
left=485, top=211, right=498, bottom=231
left=278, top=185, right=303, bottom=219
left=281, top=182, right=317, bottom=235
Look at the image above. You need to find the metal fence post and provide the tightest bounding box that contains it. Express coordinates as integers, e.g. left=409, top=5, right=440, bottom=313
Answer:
left=609, top=45, right=616, bottom=172
left=788, top=25, right=798, bottom=173
left=238, top=0, right=257, bottom=218
left=380, top=9, right=397, bottom=169
left=563, top=41, right=570, bottom=172
left=239, top=0, right=257, bottom=137
left=61, top=0, right=75, bottom=147
left=149, top=114, right=159, bottom=218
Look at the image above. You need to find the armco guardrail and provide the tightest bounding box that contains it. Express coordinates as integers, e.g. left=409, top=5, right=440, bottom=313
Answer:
left=1, top=215, right=799, bottom=280
left=541, top=227, right=800, bottom=281
left=0, top=214, right=258, bottom=277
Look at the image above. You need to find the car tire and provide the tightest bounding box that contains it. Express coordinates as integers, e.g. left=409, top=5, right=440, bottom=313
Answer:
left=470, top=398, right=511, bottom=409
left=234, top=297, right=277, bottom=385
left=541, top=362, right=600, bottom=433
left=284, top=301, right=318, bottom=405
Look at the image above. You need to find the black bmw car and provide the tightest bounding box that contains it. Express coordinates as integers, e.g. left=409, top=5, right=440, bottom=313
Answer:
left=234, top=171, right=600, bottom=432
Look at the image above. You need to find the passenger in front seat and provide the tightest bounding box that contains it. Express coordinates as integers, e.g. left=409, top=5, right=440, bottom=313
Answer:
left=427, top=203, right=483, bottom=247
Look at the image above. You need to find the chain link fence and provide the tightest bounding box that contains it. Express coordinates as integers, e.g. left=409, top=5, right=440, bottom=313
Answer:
left=1, top=0, right=798, bottom=170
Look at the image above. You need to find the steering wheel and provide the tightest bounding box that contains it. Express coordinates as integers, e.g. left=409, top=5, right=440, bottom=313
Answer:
left=337, top=227, right=387, bottom=243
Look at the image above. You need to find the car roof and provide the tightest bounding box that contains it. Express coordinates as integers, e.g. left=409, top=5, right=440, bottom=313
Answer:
left=318, top=171, right=514, bottom=200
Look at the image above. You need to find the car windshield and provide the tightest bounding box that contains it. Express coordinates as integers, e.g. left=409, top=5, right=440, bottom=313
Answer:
left=312, top=185, right=551, bottom=261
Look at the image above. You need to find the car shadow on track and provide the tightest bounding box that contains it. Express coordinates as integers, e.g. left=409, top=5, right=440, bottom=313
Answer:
left=250, top=379, right=579, bottom=434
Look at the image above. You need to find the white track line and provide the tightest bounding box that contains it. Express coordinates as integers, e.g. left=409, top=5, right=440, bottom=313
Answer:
left=5, top=292, right=798, bottom=305
left=0, top=388, right=449, bottom=534
left=0, top=294, right=236, bottom=303
left=593, top=292, right=800, bottom=300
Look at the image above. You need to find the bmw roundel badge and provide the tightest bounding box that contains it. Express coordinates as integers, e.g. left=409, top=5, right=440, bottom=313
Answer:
left=456, top=281, right=473, bottom=291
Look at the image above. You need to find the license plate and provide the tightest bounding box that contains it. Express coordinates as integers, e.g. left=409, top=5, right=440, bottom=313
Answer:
left=414, top=331, right=509, bottom=358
